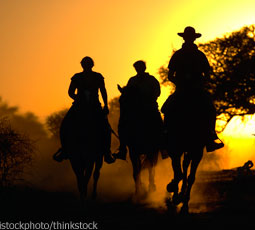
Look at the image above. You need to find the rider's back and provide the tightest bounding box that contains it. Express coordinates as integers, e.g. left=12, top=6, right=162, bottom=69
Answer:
left=71, top=71, right=104, bottom=109
left=168, top=43, right=210, bottom=90
left=127, top=73, right=160, bottom=111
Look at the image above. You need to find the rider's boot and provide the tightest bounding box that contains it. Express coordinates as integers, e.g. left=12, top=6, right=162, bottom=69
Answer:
left=206, top=139, right=224, bottom=152
left=206, top=131, right=224, bottom=152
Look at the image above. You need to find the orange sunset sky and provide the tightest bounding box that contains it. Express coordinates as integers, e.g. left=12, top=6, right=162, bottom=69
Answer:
left=0, top=0, right=255, bottom=120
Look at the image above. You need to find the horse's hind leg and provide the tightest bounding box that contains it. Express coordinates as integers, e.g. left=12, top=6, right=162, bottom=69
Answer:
left=92, top=156, right=103, bottom=199
left=181, top=149, right=203, bottom=214
left=180, top=153, right=191, bottom=198
left=167, top=152, right=183, bottom=193
left=148, top=164, right=156, bottom=192
left=173, top=152, right=191, bottom=205
left=148, top=152, right=158, bottom=192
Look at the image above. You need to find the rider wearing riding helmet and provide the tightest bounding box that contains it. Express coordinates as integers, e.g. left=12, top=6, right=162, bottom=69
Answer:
left=53, top=56, right=115, bottom=164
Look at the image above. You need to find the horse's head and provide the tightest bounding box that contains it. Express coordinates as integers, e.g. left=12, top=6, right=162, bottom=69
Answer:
left=118, top=84, right=129, bottom=94
left=118, top=84, right=137, bottom=110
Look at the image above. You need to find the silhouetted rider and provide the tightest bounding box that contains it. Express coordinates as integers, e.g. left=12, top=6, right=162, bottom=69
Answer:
left=53, top=56, right=115, bottom=163
left=113, top=60, right=163, bottom=160
left=162, top=26, right=224, bottom=152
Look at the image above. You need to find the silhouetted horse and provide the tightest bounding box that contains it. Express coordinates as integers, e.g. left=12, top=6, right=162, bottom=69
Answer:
left=59, top=105, right=108, bottom=202
left=118, top=85, right=161, bottom=196
left=163, top=90, right=210, bottom=213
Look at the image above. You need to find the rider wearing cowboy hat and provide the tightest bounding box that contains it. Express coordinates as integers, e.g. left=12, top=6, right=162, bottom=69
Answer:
left=162, top=26, right=224, bottom=152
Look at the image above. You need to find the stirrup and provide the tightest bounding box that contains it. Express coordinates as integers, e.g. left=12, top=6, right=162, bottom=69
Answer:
left=53, top=148, right=68, bottom=162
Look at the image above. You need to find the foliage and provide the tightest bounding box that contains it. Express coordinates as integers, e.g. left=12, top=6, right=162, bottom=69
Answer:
left=46, top=109, right=68, bottom=139
left=0, top=117, right=34, bottom=187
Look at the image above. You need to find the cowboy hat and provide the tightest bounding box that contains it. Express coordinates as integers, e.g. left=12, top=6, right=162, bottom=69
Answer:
left=178, top=26, right=201, bottom=39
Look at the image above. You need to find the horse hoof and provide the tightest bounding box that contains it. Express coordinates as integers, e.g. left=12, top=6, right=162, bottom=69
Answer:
left=53, top=148, right=67, bottom=162
left=166, top=180, right=178, bottom=193
left=165, top=197, right=178, bottom=214
left=172, top=193, right=183, bottom=205
left=180, top=204, right=189, bottom=215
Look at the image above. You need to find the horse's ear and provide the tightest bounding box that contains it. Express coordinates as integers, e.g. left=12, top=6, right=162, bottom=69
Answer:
left=117, top=84, right=123, bottom=93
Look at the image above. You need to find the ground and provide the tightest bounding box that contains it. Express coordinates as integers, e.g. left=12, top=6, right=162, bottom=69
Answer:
left=1, top=170, right=255, bottom=229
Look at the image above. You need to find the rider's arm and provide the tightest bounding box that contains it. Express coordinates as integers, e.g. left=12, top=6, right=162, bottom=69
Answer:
left=68, top=81, right=78, bottom=101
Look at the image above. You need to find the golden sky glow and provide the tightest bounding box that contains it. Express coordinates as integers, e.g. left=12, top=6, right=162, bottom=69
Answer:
left=0, top=0, right=255, bottom=120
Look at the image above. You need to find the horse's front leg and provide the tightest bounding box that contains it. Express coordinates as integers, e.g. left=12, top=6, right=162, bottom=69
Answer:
left=171, top=152, right=191, bottom=205
left=180, top=152, right=191, bottom=199
left=167, top=151, right=183, bottom=194
left=92, top=156, right=103, bottom=199
left=70, top=158, right=86, bottom=204
left=181, top=149, right=203, bottom=214
left=78, top=160, right=94, bottom=205
left=129, top=150, right=142, bottom=195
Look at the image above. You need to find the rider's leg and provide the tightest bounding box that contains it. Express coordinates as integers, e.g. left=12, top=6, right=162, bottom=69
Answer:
left=53, top=108, right=73, bottom=162
left=203, top=92, right=224, bottom=152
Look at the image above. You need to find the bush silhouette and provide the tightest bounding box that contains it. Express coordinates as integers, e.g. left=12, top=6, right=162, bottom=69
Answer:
left=0, top=117, right=34, bottom=187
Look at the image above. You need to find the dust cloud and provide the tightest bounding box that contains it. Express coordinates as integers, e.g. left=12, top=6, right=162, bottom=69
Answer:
left=1, top=97, right=254, bottom=213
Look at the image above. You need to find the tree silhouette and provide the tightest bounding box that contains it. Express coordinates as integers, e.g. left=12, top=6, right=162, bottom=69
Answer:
left=46, top=109, right=68, bottom=139
left=0, top=117, right=34, bottom=187
left=160, top=25, right=255, bottom=130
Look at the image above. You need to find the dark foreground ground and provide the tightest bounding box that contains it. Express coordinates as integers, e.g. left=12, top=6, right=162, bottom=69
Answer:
left=1, top=170, right=255, bottom=229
